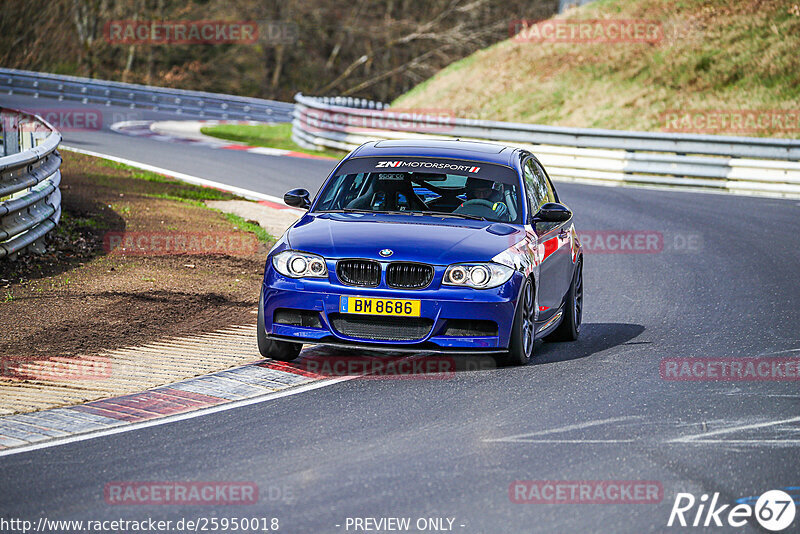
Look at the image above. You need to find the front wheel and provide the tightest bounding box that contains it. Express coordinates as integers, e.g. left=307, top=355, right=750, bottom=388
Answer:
left=496, top=277, right=535, bottom=366
left=257, top=292, right=302, bottom=361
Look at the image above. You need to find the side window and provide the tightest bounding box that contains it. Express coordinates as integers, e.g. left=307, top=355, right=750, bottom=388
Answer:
left=525, top=158, right=562, bottom=232
left=317, top=175, right=346, bottom=209
left=337, top=173, right=367, bottom=208
left=523, top=159, right=542, bottom=216
left=544, top=177, right=557, bottom=204
left=533, top=161, right=556, bottom=204
left=317, top=173, right=368, bottom=210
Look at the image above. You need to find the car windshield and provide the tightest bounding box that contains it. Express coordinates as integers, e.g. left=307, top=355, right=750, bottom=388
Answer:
left=314, top=171, right=523, bottom=223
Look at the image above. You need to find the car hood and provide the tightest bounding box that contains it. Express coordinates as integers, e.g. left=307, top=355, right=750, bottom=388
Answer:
left=286, top=212, right=523, bottom=265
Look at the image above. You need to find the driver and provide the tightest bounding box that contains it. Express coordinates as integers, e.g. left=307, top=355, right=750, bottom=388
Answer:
left=461, top=177, right=509, bottom=220
left=465, top=177, right=498, bottom=201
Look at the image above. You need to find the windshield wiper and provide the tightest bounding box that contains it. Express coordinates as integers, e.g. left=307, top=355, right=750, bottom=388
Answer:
left=416, top=211, right=487, bottom=221
left=318, top=209, right=420, bottom=216
left=318, top=209, right=487, bottom=221
left=317, top=208, right=376, bottom=214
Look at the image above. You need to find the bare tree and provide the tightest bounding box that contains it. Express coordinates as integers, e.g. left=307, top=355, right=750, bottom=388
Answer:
left=72, top=0, right=108, bottom=77
left=1, top=0, right=560, bottom=101
left=121, top=0, right=143, bottom=82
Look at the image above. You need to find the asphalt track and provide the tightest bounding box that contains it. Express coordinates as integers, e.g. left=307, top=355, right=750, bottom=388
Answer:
left=1, top=94, right=799, bottom=533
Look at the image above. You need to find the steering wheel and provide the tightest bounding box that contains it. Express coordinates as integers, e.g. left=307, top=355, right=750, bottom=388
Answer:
left=460, top=199, right=494, bottom=209
left=454, top=199, right=509, bottom=220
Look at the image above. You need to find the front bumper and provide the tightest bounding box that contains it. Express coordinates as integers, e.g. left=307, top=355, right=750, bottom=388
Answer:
left=261, top=267, right=523, bottom=350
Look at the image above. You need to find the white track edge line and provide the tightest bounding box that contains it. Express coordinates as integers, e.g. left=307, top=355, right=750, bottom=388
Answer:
left=60, top=145, right=300, bottom=211
left=0, top=377, right=353, bottom=458
left=669, top=415, right=800, bottom=443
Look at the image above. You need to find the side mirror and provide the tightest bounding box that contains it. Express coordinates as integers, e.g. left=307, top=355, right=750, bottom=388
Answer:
left=532, top=202, right=572, bottom=223
left=284, top=188, right=311, bottom=209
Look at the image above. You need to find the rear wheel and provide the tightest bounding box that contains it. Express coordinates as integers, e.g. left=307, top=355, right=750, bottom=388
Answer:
left=257, top=292, right=302, bottom=361
left=545, top=259, right=582, bottom=342
left=496, top=277, right=535, bottom=366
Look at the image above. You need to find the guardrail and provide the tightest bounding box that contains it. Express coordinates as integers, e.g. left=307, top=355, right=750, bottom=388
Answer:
left=0, top=68, right=294, bottom=122
left=293, top=93, right=800, bottom=198
left=0, top=107, right=62, bottom=259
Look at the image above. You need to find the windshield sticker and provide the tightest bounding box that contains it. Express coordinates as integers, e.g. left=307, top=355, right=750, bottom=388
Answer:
left=376, top=160, right=480, bottom=173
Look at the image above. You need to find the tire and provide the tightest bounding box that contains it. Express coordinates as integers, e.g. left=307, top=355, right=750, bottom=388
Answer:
left=257, top=292, right=302, bottom=361
left=544, top=259, right=582, bottom=342
left=496, top=277, right=535, bottom=366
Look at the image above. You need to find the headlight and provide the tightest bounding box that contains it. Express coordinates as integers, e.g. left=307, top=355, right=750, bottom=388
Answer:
left=443, top=262, right=514, bottom=289
left=272, top=250, right=328, bottom=278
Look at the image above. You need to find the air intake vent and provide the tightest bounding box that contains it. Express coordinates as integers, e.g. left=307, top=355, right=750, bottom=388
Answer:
left=274, top=309, right=322, bottom=328
left=386, top=262, right=434, bottom=289
left=331, top=314, right=433, bottom=341
left=337, top=259, right=381, bottom=287
left=443, top=319, right=498, bottom=337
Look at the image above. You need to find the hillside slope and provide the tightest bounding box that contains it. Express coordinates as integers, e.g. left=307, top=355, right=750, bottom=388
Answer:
left=393, top=0, right=800, bottom=137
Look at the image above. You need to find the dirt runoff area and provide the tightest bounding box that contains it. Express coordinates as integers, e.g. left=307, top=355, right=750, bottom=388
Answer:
left=0, top=151, right=299, bottom=413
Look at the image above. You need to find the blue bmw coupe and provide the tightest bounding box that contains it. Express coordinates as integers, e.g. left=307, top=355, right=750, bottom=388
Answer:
left=257, top=139, right=583, bottom=366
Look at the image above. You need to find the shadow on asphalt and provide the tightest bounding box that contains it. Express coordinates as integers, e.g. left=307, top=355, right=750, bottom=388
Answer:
left=275, top=344, right=500, bottom=378
left=533, top=322, right=646, bottom=365
left=267, top=322, right=645, bottom=378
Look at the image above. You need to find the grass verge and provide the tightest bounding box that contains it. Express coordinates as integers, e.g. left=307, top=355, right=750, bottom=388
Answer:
left=200, top=122, right=342, bottom=158
left=0, top=150, right=273, bottom=362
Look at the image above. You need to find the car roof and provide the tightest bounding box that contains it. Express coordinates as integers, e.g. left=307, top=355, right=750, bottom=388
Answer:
left=348, top=139, right=521, bottom=167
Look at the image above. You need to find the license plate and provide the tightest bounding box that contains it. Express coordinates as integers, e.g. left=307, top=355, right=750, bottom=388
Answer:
left=340, top=296, right=421, bottom=317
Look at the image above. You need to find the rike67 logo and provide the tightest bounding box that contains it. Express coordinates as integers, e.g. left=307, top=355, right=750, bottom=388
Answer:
left=668, top=489, right=797, bottom=531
